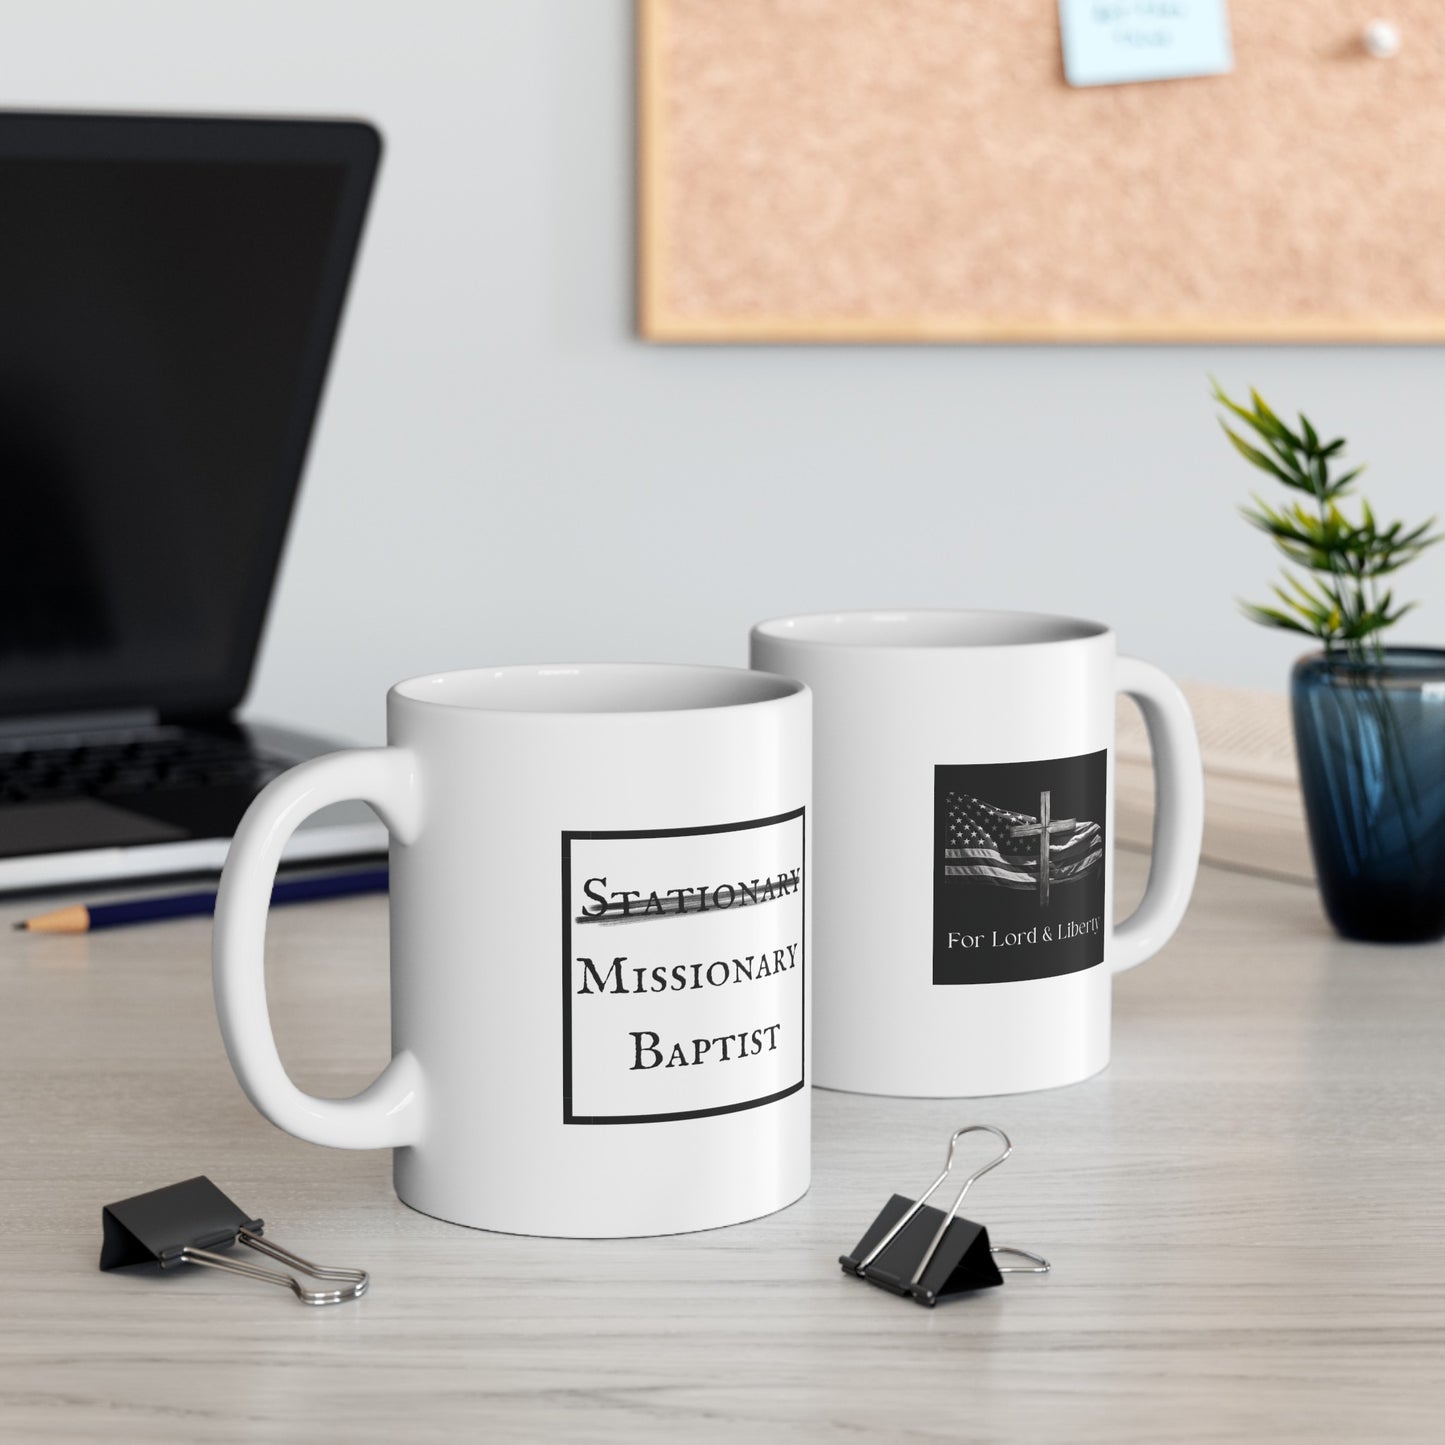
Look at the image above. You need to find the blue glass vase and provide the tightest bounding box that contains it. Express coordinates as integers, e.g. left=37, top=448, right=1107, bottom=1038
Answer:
left=1291, top=649, right=1445, bottom=942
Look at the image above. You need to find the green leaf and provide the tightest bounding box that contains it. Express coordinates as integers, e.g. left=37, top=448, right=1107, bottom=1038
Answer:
left=1249, top=388, right=1299, bottom=445
left=1214, top=382, right=1299, bottom=452
left=1396, top=518, right=1441, bottom=548
left=1274, top=578, right=1332, bottom=627
left=1221, top=424, right=1297, bottom=485
left=1239, top=602, right=1318, bottom=637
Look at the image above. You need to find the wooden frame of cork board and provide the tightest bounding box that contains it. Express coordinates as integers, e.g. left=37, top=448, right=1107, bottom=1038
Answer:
left=637, top=0, right=1445, bottom=343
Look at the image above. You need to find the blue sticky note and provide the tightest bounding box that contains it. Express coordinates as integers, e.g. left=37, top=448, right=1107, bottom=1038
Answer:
left=1059, top=0, right=1233, bottom=87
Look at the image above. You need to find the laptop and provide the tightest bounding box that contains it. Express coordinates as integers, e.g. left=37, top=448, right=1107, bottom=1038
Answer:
left=0, top=112, right=387, bottom=892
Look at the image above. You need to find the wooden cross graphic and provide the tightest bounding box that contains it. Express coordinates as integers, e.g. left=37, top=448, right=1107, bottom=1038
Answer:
left=1009, top=790, right=1075, bottom=908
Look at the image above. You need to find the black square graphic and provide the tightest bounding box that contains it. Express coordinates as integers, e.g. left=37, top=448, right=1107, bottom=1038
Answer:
left=933, top=751, right=1107, bottom=985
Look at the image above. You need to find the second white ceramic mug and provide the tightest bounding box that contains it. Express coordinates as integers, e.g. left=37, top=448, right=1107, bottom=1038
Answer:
left=750, top=610, right=1203, bottom=1097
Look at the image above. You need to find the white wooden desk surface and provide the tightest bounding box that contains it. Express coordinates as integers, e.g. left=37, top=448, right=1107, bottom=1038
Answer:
left=2, top=852, right=1443, bottom=1443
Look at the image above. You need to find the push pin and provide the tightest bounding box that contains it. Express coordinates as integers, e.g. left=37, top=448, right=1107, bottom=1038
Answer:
left=100, top=1176, right=368, bottom=1305
left=840, top=1125, right=1049, bottom=1306
left=1362, top=20, right=1401, bottom=59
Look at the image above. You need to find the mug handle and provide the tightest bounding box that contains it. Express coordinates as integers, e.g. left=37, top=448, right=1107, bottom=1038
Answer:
left=1110, top=658, right=1205, bottom=974
left=212, top=747, right=427, bottom=1148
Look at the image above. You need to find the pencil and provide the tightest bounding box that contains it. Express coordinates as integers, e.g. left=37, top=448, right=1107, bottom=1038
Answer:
left=14, top=867, right=389, bottom=934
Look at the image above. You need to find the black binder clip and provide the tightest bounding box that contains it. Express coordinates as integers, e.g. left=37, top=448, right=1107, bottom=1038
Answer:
left=100, top=1176, right=368, bottom=1306
left=840, top=1125, right=1050, bottom=1306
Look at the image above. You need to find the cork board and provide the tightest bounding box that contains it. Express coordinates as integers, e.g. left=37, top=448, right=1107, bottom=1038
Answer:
left=638, top=0, right=1445, bottom=341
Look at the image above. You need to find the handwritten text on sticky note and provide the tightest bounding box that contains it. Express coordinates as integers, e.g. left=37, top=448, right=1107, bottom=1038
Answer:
left=1059, top=0, right=1233, bottom=87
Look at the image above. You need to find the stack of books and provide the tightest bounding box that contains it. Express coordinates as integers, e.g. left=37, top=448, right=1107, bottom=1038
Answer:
left=1115, top=682, right=1313, bottom=883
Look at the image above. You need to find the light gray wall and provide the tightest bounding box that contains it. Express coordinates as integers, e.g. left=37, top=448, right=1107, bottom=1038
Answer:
left=10, top=1, right=1445, bottom=744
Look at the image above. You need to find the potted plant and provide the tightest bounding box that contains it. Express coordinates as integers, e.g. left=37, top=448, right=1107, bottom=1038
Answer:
left=1214, top=382, right=1445, bottom=942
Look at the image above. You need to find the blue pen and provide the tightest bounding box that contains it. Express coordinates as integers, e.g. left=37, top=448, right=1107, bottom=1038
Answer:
left=14, top=867, right=389, bottom=933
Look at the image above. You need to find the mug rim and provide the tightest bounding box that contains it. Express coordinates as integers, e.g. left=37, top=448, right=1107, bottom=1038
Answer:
left=751, top=608, right=1113, bottom=651
left=390, top=661, right=807, bottom=718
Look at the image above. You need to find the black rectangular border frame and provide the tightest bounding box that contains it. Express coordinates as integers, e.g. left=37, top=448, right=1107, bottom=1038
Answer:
left=561, top=807, right=806, bottom=1125
left=0, top=110, right=381, bottom=720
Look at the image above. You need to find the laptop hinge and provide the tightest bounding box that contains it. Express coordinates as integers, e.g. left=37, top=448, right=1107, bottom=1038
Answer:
left=0, top=708, right=162, bottom=741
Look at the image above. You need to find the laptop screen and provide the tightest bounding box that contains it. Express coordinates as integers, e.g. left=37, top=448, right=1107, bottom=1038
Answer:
left=0, top=116, right=379, bottom=720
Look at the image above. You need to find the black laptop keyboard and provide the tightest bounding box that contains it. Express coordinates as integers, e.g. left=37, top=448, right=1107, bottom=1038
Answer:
left=0, top=729, right=288, bottom=805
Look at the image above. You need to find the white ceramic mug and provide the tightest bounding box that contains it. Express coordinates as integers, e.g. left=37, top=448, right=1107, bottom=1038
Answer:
left=213, top=664, right=811, bottom=1237
left=749, top=611, right=1203, bottom=1097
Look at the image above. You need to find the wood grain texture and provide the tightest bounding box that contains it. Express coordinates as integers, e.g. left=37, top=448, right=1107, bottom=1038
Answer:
left=639, top=0, right=1445, bottom=342
left=2, top=854, right=1444, bottom=1442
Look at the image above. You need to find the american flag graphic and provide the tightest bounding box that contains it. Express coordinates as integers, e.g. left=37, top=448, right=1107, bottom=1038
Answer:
left=942, top=792, right=1102, bottom=892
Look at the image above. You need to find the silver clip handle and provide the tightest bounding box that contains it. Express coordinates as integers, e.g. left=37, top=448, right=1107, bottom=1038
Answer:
left=179, top=1228, right=368, bottom=1305
left=908, top=1124, right=1014, bottom=1287
left=992, top=1245, right=1051, bottom=1274
left=856, top=1123, right=1013, bottom=1279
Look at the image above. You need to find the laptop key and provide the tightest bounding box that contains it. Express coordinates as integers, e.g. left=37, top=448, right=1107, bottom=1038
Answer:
left=0, top=733, right=289, bottom=805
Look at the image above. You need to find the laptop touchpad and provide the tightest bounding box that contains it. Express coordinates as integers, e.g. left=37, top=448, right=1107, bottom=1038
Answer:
left=0, top=800, right=188, bottom=858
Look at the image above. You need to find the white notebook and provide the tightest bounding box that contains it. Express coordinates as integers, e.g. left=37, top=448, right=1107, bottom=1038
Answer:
left=1116, top=681, right=1313, bottom=882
